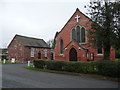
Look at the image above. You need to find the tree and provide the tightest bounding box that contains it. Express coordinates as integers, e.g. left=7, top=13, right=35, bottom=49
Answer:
left=47, top=39, right=54, bottom=48
left=85, top=0, right=120, bottom=60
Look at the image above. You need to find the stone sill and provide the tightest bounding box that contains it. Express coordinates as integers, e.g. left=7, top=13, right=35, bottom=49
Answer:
left=59, top=54, right=64, bottom=57
left=97, top=54, right=103, bottom=56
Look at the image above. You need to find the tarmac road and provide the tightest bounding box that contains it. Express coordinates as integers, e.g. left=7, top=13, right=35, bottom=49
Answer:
left=2, top=64, right=119, bottom=88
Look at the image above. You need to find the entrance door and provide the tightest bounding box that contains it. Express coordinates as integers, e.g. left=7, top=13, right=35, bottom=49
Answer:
left=69, top=48, right=77, bottom=61
left=38, top=52, right=41, bottom=59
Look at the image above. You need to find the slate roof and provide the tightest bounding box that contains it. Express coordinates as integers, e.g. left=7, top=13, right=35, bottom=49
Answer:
left=16, top=34, right=50, bottom=48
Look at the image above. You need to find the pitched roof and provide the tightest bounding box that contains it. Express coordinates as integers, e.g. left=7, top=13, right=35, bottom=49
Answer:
left=58, top=8, right=91, bottom=35
left=63, top=41, right=88, bottom=52
left=15, top=34, right=50, bottom=48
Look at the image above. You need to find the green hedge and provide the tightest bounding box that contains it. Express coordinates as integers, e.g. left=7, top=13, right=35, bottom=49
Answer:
left=33, top=60, right=46, bottom=69
left=33, top=59, right=120, bottom=78
left=46, top=60, right=65, bottom=71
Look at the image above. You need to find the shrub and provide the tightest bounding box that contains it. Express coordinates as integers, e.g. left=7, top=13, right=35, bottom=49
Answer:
left=46, top=60, right=66, bottom=71
left=33, top=59, right=120, bottom=78
left=96, top=60, right=120, bottom=77
left=33, top=60, right=46, bottom=69
left=63, top=62, right=78, bottom=72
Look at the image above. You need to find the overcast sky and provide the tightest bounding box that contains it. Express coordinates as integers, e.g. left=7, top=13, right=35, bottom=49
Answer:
left=0, top=0, right=90, bottom=48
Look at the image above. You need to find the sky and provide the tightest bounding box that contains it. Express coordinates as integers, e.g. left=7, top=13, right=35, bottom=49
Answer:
left=0, top=0, right=90, bottom=48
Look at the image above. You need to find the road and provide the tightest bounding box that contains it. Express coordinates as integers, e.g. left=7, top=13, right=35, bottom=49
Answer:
left=2, top=64, right=119, bottom=88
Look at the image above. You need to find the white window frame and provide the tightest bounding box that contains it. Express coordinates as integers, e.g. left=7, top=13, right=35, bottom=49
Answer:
left=97, top=48, right=103, bottom=56
left=31, top=48, right=35, bottom=57
left=44, top=49, right=47, bottom=57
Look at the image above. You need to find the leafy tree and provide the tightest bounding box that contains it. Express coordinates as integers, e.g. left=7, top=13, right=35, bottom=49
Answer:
left=47, top=39, right=54, bottom=48
left=47, top=31, right=59, bottom=49
left=85, top=0, right=120, bottom=59
left=52, top=31, right=59, bottom=49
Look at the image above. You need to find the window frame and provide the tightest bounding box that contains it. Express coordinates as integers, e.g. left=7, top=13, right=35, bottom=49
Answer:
left=81, top=27, right=86, bottom=43
left=60, top=39, right=64, bottom=55
left=31, top=48, right=35, bottom=57
left=97, top=48, right=103, bottom=55
left=71, top=25, right=86, bottom=44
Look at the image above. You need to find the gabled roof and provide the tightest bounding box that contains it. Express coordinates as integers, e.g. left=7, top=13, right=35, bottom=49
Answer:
left=15, top=34, right=50, bottom=48
left=58, top=8, right=91, bottom=34
left=63, top=41, right=88, bottom=52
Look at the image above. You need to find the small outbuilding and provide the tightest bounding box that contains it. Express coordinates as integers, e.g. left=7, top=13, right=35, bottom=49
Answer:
left=8, top=34, right=51, bottom=62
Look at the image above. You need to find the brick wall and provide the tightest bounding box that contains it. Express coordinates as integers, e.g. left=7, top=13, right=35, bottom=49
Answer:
left=54, top=9, right=115, bottom=61
left=8, top=37, right=25, bottom=62
left=8, top=37, right=51, bottom=63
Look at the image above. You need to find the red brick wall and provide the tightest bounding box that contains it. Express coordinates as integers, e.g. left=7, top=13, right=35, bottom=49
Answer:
left=54, top=9, right=115, bottom=61
left=8, top=37, right=25, bottom=62
left=8, top=36, right=51, bottom=63
left=24, top=47, right=51, bottom=62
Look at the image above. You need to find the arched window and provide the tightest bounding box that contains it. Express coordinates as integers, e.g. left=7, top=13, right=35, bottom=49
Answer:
left=60, top=39, right=64, bottom=54
left=81, top=27, right=86, bottom=43
left=76, top=26, right=80, bottom=43
left=71, top=26, right=86, bottom=43
left=72, top=29, right=76, bottom=41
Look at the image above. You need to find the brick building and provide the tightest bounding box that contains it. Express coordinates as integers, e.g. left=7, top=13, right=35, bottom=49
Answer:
left=54, top=8, right=115, bottom=61
left=8, top=34, right=51, bottom=62
left=0, top=48, right=8, bottom=61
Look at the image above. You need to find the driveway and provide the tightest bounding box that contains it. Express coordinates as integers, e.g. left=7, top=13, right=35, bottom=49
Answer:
left=2, top=64, right=119, bottom=88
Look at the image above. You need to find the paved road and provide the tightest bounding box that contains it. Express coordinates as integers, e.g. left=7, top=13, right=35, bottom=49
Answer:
left=2, top=64, right=119, bottom=88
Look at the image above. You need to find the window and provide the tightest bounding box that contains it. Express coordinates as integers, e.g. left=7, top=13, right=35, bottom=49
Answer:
left=60, top=39, right=64, bottom=54
left=44, top=49, right=47, bottom=57
left=72, top=29, right=76, bottom=41
left=71, top=26, right=86, bottom=43
left=76, top=26, right=80, bottom=43
left=81, top=27, right=86, bottom=43
left=97, top=48, right=102, bottom=54
left=31, top=48, right=34, bottom=57
left=14, top=45, right=17, bottom=49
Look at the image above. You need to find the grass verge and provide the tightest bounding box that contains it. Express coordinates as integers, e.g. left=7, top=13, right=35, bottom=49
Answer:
left=0, top=61, right=22, bottom=64
left=116, top=58, right=120, bottom=61
left=25, top=66, right=119, bottom=82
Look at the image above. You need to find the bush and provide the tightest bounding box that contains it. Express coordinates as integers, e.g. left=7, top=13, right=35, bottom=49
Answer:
left=33, top=59, right=120, bottom=78
left=46, top=60, right=66, bottom=71
left=33, top=60, right=46, bottom=69
left=96, top=60, right=120, bottom=77
left=63, top=62, right=78, bottom=72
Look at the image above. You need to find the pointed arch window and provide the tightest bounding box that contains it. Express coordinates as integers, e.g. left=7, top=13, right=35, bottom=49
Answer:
left=81, top=27, right=86, bottom=43
left=71, top=26, right=86, bottom=43
left=76, top=26, right=80, bottom=43
left=72, top=29, right=76, bottom=41
left=60, top=39, right=64, bottom=54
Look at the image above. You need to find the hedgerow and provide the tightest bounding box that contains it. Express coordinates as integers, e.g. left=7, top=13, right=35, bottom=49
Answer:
left=33, top=59, right=120, bottom=78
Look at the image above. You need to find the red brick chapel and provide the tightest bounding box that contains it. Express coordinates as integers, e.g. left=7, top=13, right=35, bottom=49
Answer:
left=8, top=34, right=51, bottom=62
left=54, top=8, right=115, bottom=62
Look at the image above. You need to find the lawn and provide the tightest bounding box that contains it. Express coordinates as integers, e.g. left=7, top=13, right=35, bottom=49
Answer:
left=116, top=58, right=120, bottom=61
left=0, top=61, right=22, bottom=64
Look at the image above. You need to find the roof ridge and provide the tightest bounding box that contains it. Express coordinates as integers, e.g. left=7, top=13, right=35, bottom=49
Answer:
left=16, top=34, right=42, bottom=40
left=15, top=34, right=50, bottom=48
left=58, top=8, right=90, bottom=35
